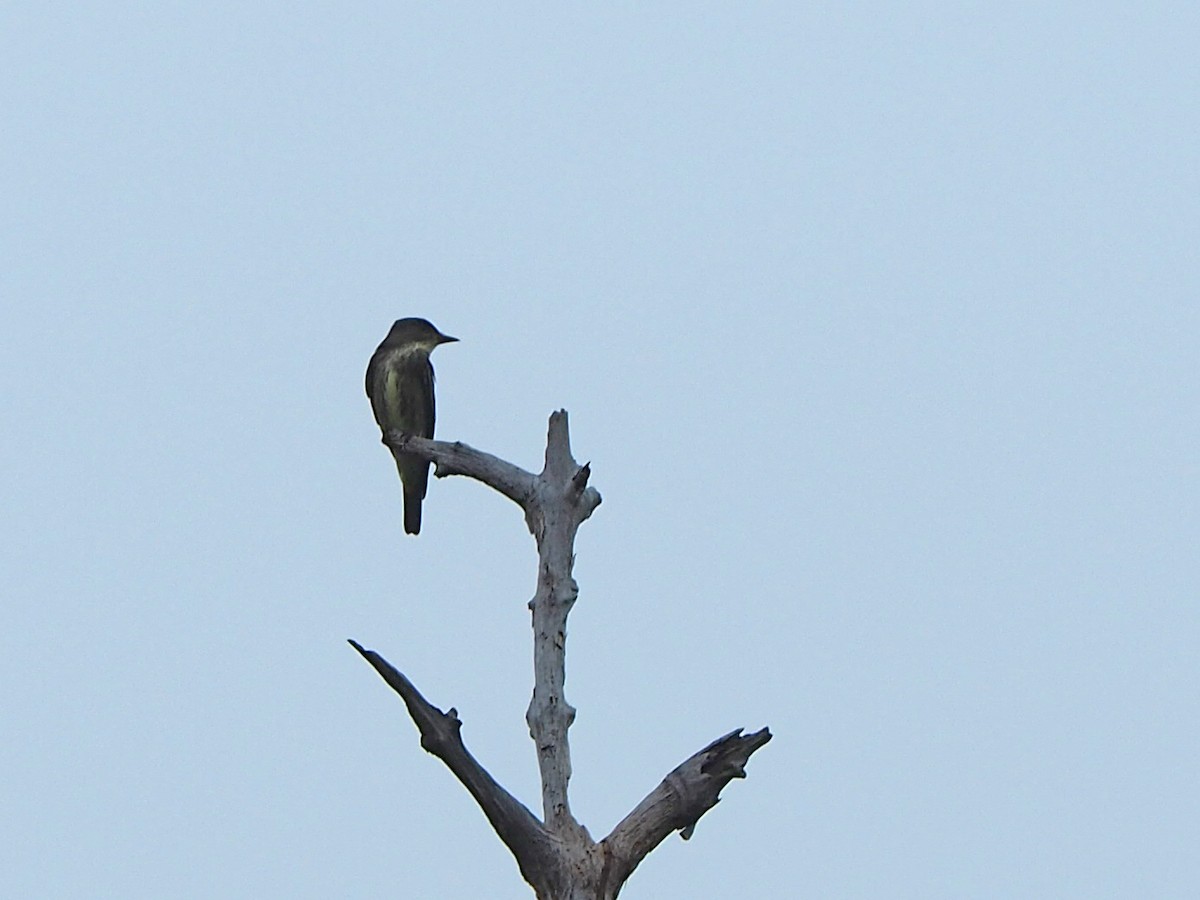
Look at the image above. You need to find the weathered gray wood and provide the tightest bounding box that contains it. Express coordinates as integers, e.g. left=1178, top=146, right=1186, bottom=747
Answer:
left=382, top=430, right=538, bottom=510
left=600, top=728, right=774, bottom=889
left=358, top=411, right=770, bottom=898
left=524, top=412, right=598, bottom=842
left=347, top=640, right=564, bottom=892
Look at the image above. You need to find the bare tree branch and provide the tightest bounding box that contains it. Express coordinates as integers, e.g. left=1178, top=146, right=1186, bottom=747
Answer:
left=358, top=410, right=770, bottom=899
left=348, top=640, right=565, bottom=893
left=383, top=431, right=538, bottom=508
left=600, top=728, right=774, bottom=887
left=524, top=411, right=596, bottom=841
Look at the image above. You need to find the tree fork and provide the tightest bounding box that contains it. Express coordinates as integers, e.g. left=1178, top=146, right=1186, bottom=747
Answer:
left=354, top=411, right=771, bottom=898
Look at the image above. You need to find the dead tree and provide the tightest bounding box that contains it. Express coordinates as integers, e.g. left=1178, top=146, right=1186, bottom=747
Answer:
left=351, top=411, right=771, bottom=899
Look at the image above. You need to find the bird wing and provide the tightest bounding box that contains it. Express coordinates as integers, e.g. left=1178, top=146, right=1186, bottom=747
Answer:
left=365, top=345, right=390, bottom=429
left=398, top=360, right=436, bottom=441
left=365, top=347, right=436, bottom=438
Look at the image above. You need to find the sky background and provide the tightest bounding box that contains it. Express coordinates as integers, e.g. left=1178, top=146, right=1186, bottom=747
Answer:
left=3, top=3, right=1197, bottom=898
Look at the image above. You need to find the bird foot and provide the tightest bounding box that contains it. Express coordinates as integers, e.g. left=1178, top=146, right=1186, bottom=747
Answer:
left=383, top=429, right=412, bottom=450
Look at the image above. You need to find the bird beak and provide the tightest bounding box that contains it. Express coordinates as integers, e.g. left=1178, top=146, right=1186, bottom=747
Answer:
left=438, top=334, right=459, bottom=344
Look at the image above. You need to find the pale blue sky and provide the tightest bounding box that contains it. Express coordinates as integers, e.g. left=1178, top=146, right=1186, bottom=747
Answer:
left=3, top=4, right=1197, bottom=898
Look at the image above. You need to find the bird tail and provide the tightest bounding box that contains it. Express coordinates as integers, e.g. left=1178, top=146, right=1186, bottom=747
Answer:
left=396, top=455, right=429, bottom=536
left=403, top=485, right=423, bottom=535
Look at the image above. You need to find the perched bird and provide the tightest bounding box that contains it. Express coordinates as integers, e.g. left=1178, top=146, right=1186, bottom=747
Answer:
left=365, top=317, right=458, bottom=534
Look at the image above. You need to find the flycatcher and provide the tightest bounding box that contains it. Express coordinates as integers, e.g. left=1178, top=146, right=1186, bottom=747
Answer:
left=365, top=317, right=458, bottom=535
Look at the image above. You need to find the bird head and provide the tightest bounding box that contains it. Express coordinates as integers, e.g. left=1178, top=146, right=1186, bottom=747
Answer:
left=385, top=317, right=459, bottom=351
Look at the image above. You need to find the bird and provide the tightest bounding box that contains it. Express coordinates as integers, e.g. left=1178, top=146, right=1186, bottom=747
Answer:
left=365, top=317, right=458, bottom=534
